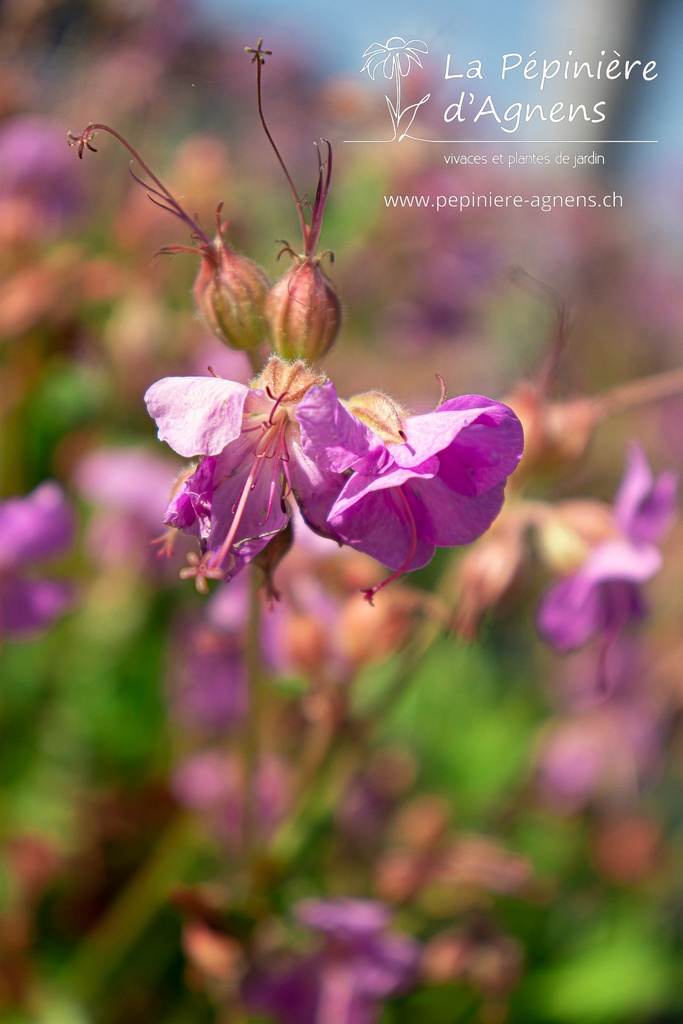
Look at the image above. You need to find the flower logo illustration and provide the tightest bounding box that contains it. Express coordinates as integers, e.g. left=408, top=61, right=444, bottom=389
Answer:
left=361, top=37, right=430, bottom=141
left=361, top=36, right=428, bottom=80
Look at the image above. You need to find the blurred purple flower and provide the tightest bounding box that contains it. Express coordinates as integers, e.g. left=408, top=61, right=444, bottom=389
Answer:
left=0, top=117, right=85, bottom=239
left=245, top=898, right=419, bottom=1024
left=613, top=443, right=677, bottom=544
left=537, top=445, right=676, bottom=654
left=167, top=572, right=250, bottom=732
left=169, top=621, right=249, bottom=730
left=75, top=446, right=181, bottom=570
left=172, top=749, right=290, bottom=851
left=0, top=482, right=74, bottom=640
left=537, top=696, right=661, bottom=813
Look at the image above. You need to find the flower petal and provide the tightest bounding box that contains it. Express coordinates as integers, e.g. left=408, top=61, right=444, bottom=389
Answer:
left=206, top=443, right=289, bottom=578
left=613, top=443, right=677, bottom=544
left=407, top=474, right=507, bottom=546
left=394, top=396, right=523, bottom=484
left=536, top=573, right=606, bottom=650
left=144, top=377, right=250, bottom=457
left=536, top=540, right=660, bottom=651
left=165, top=456, right=216, bottom=540
left=296, top=382, right=378, bottom=473
left=329, top=479, right=434, bottom=572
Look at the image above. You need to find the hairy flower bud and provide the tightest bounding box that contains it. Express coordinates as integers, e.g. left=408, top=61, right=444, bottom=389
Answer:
left=265, top=256, right=341, bottom=363
left=346, top=390, right=407, bottom=444
left=193, top=237, right=270, bottom=352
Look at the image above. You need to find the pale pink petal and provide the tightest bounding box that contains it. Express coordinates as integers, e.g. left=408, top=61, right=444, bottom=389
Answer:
left=144, top=377, right=250, bottom=457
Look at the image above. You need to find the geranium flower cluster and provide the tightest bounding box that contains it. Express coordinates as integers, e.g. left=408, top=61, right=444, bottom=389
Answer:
left=145, top=358, right=523, bottom=600
left=67, top=40, right=523, bottom=599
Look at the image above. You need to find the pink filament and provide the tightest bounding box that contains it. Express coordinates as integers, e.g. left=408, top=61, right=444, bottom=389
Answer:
left=362, top=487, right=419, bottom=604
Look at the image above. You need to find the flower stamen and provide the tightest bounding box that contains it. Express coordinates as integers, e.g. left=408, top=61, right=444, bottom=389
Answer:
left=206, top=454, right=263, bottom=572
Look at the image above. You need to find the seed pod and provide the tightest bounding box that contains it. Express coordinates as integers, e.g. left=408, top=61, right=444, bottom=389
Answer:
left=193, top=237, right=270, bottom=352
left=265, top=256, right=341, bottom=363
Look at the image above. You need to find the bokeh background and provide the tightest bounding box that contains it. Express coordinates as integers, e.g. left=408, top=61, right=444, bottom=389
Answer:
left=2, top=1, right=683, bottom=1022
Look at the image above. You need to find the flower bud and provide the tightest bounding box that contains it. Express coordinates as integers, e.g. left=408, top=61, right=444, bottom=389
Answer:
left=451, top=516, right=527, bottom=641
left=504, top=383, right=598, bottom=482
left=193, top=237, right=270, bottom=352
left=346, top=391, right=407, bottom=444
left=265, top=256, right=341, bottom=362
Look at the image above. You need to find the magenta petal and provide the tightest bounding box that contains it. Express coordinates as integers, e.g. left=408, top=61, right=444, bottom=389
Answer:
left=144, top=377, right=250, bottom=457
left=536, top=539, right=659, bottom=652
left=329, top=481, right=435, bottom=571
left=0, top=482, right=74, bottom=567
left=286, top=434, right=348, bottom=540
left=331, top=462, right=435, bottom=519
left=394, top=396, right=516, bottom=471
left=408, top=474, right=506, bottom=546
left=326, top=394, right=522, bottom=572
left=297, top=899, right=390, bottom=938
left=165, top=456, right=216, bottom=539
left=433, top=403, right=524, bottom=496
left=536, top=573, right=605, bottom=650
left=614, top=444, right=677, bottom=544
left=581, top=539, right=662, bottom=586
left=206, top=445, right=289, bottom=578
left=296, top=382, right=377, bottom=473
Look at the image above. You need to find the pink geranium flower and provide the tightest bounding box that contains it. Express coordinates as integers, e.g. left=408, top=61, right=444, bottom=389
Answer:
left=297, top=383, right=524, bottom=599
left=144, top=359, right=348, bottom=590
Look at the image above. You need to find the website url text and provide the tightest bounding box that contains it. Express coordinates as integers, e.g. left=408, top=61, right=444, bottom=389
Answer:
left=384, top=192, right=623, bottom=212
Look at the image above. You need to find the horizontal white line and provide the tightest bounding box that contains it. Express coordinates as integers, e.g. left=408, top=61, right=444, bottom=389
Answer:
left=344, top=139, right=658, bottom=144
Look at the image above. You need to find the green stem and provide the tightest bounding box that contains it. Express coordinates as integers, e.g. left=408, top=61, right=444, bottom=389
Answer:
left=242, top=574, right=265, bottom=859
left=58, top=813, right=199, bottom=1004
left=271, top=605, right=446, bottom=864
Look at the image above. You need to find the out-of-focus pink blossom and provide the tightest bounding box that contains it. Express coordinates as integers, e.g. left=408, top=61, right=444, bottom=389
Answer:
left=74, top=446, right=182, bottom=571
left=0, top=482, right=75, bottom=640
left=537, top=444, right=676, bottom=654
left=166, top=567, right=250, bottom=733
left=244, top=898, right=419, bottom=1024
left=0, top=117, right=85, bottom=242
left=535, top=642, right=662, bottom=812
left=172, top=749, right=290, bottom=852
